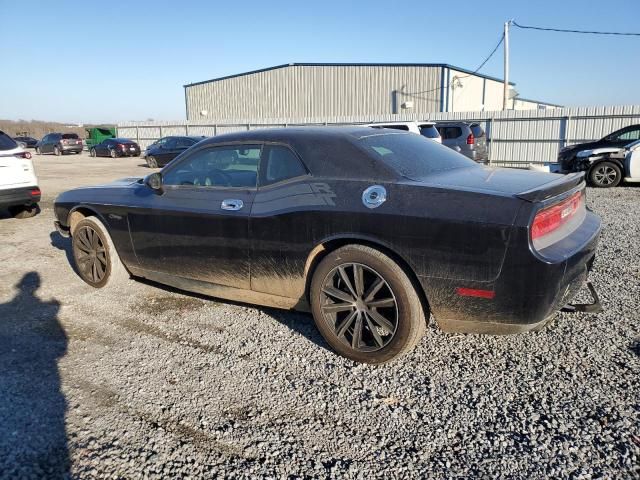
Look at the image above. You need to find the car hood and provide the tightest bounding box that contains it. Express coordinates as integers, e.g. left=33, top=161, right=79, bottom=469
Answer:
left=414, top=166, right=582, bottom=200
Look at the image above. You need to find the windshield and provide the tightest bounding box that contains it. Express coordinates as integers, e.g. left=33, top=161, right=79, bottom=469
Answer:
left=360, top=133, right=477, bottom=179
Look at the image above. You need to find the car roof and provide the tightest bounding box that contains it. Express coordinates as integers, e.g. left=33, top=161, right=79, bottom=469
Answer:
left=199, top=127, right=404, bottom=181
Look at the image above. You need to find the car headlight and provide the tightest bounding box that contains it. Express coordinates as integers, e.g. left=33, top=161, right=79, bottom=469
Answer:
left=577, top=150, right=593, bottom=158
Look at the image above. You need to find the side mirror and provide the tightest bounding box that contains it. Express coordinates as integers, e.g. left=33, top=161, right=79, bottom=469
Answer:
left=145, top=172, right=163, bottom=194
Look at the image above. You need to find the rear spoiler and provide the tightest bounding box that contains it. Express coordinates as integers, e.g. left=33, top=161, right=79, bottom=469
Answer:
left=517, top=172, right=585, bottom=202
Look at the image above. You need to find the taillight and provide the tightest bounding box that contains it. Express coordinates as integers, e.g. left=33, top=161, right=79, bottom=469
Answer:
left=466, top=133, right=475, bottom=145
left=117, top=143, right=125, bottom=149
left=14, top=152, right=32, bottom=159
left=61, top=139, right=67, bottom=145
left=531, top=190, right=585, bottom=250
left=30, top=188, right=41, bottom=197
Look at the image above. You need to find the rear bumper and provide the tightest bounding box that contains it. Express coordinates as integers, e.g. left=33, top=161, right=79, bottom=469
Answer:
left=0, top=186, right=41, bottom=209
left=61, top=145, right=82, bottom=153
left=424, top=211, right=602, bottom=334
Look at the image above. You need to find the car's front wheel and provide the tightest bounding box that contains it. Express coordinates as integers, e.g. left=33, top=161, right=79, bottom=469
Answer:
left=310, top=245, right=426, bottom=364
left=110, top=149, right=117, bottom=158
left=589, top=161, right=622, bottom=188
left=90, top=148, right=96, bottom=157
left=72, top=216, right=129, bottom=288
left=146, top=156, right=158, bottom=168
left=54, top=146, right=61, bottom=156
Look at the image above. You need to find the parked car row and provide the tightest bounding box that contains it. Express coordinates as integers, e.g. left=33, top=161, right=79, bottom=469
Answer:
left=365, top=121, right=488, bottom=164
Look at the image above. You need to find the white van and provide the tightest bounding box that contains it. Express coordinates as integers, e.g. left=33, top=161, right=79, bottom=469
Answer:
left=364, top=121, right=442, bottom=143
left=0, top=130, right=41, bottom=218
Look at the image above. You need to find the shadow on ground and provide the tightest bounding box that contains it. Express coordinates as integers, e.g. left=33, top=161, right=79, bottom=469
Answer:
left=0, top=272, right=69, bottom=478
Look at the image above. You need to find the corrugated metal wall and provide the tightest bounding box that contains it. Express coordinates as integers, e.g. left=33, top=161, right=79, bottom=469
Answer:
left=118, top=105, right=640, bottom=166
left=185, top=65, right=442, bottom=120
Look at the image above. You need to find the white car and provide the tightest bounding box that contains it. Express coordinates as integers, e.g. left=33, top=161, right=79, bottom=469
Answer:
left=364, top=121, right=442, bottom=143
left=0, top=130, right=41, bottom=218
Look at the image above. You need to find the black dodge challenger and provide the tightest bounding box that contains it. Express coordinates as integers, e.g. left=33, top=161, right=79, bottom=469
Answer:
left=54, top=127, right=601, bottom=363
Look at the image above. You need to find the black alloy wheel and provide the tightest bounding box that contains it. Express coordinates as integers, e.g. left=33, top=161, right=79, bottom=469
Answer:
left=147, top=156, right=158, bottom=168
left=320, top=263, right=398, bottom=352
left=310, top=245, right=426, bottom=364
left=73, top=224, right=110, bottom=287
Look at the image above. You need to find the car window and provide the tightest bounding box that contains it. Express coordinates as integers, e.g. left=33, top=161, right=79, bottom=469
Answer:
left=360, top=133, right=476, bottom=180
left=164, top=138, right=178, bottom=149
left=176, top=138, right=197, bottom=148
left=419, top=124, right=440, bottom=139
left=260, top=145, right=308, bottom=186
left=62, top=133, right=79, bottom=139
left=470, top=124, right=485, bottom=138
left=439, top=127, right=463, bottom=140
left=374, top=125, right=409, bottom=131
left=0, top=131, right=18, bottom=151
left=615, top=128, right=640, bottom=141
left=163, top=145, right=261, bottom=188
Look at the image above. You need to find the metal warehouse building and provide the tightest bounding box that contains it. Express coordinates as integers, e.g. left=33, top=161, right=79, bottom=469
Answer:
left=183, top=63, right=559, bottom=121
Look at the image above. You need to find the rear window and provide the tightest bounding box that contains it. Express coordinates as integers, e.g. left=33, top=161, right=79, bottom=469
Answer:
left=372, top=125, right=409, bottom=131
left=470, top=124, right=485, bottom=138
left=438, top=126, right=463, bottom=140
left=0, top=131, right=18, bottom=151
left=360, top=133, right=476, bottom=179
left=62, top=133, right=79, bottom=139
left=419, top=125, right=440, bottom=139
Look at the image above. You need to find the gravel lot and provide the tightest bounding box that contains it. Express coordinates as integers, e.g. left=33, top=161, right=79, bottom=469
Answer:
left=0, top=152, right=638, bottom=478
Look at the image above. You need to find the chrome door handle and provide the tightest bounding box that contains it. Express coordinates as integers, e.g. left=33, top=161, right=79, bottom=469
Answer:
left=221, top=199, right=244, bottom=211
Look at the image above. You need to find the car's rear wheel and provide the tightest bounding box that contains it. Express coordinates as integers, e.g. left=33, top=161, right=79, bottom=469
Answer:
left=146, top=156, right=158, bottom=168
left=72, top=216, right=129, bottom=288
left=310, top=245, right=426, bottom=364
left=90, top=148, right=96, bottom=157
left=110, top=149, right=117, bottom=158
left=589, top=161, right=621, bottom=188
left=54, top=146, right=61, bottom=156
left=8, top=204, right=39, bottom=219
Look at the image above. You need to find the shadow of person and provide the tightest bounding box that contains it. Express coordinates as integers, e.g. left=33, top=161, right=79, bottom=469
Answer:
left=0, top=272, right=69, bottom=478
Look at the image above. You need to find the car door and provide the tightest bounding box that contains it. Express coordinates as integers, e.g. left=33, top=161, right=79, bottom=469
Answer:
left=249, top=143, right=314, bottom=299
left=128, top=143, right=262, bottom=289
left=156, top=137, right=177, bottom=165
left=43, top=134, right=55, bottom=153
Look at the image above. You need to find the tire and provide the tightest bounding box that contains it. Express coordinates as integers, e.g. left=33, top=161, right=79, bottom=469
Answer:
left=90, top=148, right=96, bottom=157
left=71, top=216, right=129, bottom=288
left=8, top=204, right=39, bottom=219
left=310, top=245, right=426, bottom=364
left=589, top=161, right=622, bottom=188
left=146, top=156, right=158, bottom=168
left=54, top=146, right=61, bottom=156
left=110, top=149, right=117, bottom=158
left=35, top=147, right=41, bottom=155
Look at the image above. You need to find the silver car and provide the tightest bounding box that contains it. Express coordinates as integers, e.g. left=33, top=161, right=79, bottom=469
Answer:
left=436, top=122, right=488, bottom=164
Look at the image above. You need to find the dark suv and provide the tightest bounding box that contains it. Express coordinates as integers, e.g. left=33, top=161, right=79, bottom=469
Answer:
left=436, top=122, right=488, bottom=164
left=144, top=136, right=205, bottom=167
left=557, top=124, right=640, bottom=171
left=36, top=133, right=83, bottom=155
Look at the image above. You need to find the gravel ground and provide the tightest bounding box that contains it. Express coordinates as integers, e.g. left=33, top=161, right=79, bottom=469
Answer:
left=0, top=153, right=638, bottom=479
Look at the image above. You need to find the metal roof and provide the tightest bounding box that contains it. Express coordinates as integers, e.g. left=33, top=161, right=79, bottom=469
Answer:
left=183, top=63, right=516, bottom=88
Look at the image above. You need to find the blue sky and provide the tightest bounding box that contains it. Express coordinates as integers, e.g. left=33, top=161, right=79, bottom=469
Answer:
left=1, top=0, right=638, bottom=123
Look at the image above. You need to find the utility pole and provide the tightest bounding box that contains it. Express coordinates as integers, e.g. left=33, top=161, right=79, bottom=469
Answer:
left=503, top=20, right=511, bottom=110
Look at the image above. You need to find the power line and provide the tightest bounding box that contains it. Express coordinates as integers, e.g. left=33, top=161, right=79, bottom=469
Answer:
left=512, top=21, right=640, bottom=36
left=407, top=33, right=505, bottom=98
